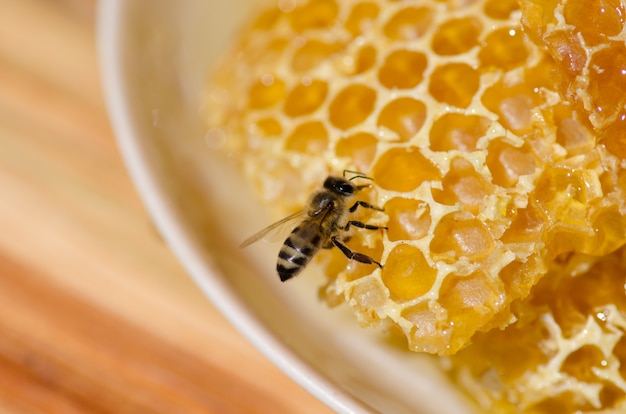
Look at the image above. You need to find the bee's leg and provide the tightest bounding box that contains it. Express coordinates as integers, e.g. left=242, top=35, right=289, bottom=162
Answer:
left=344, top=220, right=387, bottom=232
left=322, top=235, right=351, bottom=249
left=348, top=200, right=384, bottom=213
left=331, top=236, right=383, bottom=268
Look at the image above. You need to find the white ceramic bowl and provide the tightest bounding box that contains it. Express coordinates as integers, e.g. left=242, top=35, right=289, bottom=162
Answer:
left=97, top=2, right=475, bottom=413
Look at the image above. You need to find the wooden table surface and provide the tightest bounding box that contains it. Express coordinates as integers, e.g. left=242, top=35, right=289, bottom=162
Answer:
left=0, top=1, right=332, bottom=412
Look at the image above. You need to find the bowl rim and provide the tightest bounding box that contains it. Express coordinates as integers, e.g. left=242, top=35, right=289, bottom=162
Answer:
left=95, top=1, right=371, bottom=412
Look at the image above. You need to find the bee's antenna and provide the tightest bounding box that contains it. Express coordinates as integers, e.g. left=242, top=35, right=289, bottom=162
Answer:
left=343, top=169, right=373, bottom=182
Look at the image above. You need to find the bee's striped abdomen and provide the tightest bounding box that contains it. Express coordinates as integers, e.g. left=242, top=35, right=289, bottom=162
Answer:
left=277, top=224, right=323, bottom=282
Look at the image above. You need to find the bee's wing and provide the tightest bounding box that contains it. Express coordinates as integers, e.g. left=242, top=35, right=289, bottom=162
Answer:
left=240, top=210, right=306, bottom=248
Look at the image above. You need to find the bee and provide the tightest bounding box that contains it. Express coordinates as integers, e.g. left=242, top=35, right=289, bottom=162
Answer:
left=240, top=171, right=387, bottom=282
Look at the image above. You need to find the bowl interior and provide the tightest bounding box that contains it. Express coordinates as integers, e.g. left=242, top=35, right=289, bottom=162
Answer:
left=99, top=1, right=475, bottom=413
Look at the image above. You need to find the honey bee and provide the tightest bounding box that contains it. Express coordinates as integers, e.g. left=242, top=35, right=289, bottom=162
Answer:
left=240, top=171, right=387, bottom=282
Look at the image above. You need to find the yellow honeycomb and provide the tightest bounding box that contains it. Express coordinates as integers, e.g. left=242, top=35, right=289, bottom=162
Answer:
left=204, top=0, right=626, bottom=411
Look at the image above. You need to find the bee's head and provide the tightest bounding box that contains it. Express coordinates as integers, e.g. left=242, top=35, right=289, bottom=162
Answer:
left=324, top=176, right=357, bottom=196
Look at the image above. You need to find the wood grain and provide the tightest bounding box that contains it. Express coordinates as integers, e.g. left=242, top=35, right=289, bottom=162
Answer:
left=0, top=1, right=332, bottom=412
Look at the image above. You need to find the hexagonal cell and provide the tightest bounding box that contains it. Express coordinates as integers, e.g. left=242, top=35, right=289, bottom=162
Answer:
left=285, top=121, right=329, bottom=153
left=344, top=2, right=380, bottom=37
left=328, top=84, right=377, bottom=130
left=336, top=44, right=377, bottom=76
left=432, top=157, right=494, bottom=214
left=372, top=146, right=440, bottom=192
left=291, top=39, right=345, bottom=72
left=432, top=16, right=482, bottom=56
left=553, top=103, right=595, bottom=157
left=247, top=75, right=286, bottom=109
left=587, top=41, right=626, bottom=128
left=563, top=0, right=625, bottom=46
left=478, top=26, right=529, bottom=71
left=486, top=137, right=538, bottom=187
left=430, top=113, right=492, bottom=152
left=429, top=62, right=480, bottom=108
left=378, top=49, right=428, bottom=89
left=289, top=0, right=339, bottom=32
left=384, top=197, right=431, bottom=242
left=383, top=6, right=434, bottom=40
left=377, top=97, right=427, bottom=141
left=335, top=132, right=378, bottom=171
left=439, top=271, right=504, bottom=344
left=430, top=212, right=495, bottom=263
left=560, top=345, right=606, bottom=383
left=382, top=244, right=437, bottom=301
left=284, top=79, right=329, bottom=117
left=481, top=80, right=537, bottom=135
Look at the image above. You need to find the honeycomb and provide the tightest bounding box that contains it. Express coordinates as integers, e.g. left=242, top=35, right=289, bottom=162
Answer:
left=203, top=0, right=626, bottom=411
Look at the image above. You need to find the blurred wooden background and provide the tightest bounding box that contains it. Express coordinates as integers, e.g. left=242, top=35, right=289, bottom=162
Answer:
left=0, top=0, right=331, bottom=412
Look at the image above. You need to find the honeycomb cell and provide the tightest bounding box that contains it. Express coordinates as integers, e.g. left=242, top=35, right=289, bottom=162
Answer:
left=383, top=6, right=434, bottom=40
left=588, top=42, right=626, bottom=128
left=253, top=117, right=282, bottom=137
left=430, top=212, right=495, bottom=263
left=428, top=62, right=480, bottom=108
left=429, top=113, right=491, bottom=152
left=600, top=116, right=626, bottom=159
left=439, top=271, right=504, bottom=347
left=384, top=197, right=431, bottom=242
left=347, top=276, right=387, bottom=317
left=292, top=40, right=345, bottom=72
left=560, top=345, right=604, bottom=382
left=589, top=206, right=626, bottom=256
left=378, top=50, right=428, bottom=89
left=248, top=75, right=286, bottom=109
left=285, top=121, right=329, bottom=153
left=336, top=44, right=377, bottom=76
left=283, top=79, right=328, bottom=117
left=478, top=27, right=529, bottom=71
left=542, top=29, right=586, bottom=79
left=563, top=0, right=625, bottom=46
left=482, top=80, right=537, bottom=135
left=534, top=167, right=588, bottom=227
left=290, top=0, right=339, bottom=32
left=328, top=84, right=377, bottom=130
left=377, top=97, right=427, bottom=141
left=500, top=203, right=545, bottom=245
left=344, top=2, right=380, bottom=37
left=372, top=147, right=440, bottom=192
left=335, top=132, right=377, bottom=172
left=498, top=254, right=543, bottom=300
left=486, top=138, right=538, bottom=187
left=553, top=104, right=595, bottom=156
left=484, top=0, right=519, bottom=19
left=433, top=157, right=494, bottom=213
left=382, top=244, right=437, bottom=301
left=534, top=167, right=593, bottom=256
left=432, top=17, right=482, bottom=56
left=402, top=302, right=451, bottom=354
left=518, top=0, right=561, bottom=41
